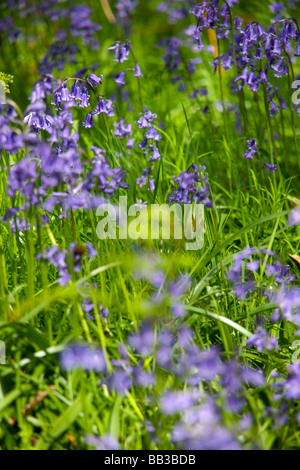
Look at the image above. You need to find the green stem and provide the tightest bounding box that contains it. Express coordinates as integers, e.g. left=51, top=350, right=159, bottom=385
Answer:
left=224, top=0, right=248, bottom=136
left=262, top=84, right=280, bottom=188
left=217, top=38, right=229, bottom=143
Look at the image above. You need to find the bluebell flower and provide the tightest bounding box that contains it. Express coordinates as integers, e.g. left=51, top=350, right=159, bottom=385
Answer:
left=247, top=327, right=278, bottom=352
left=114, top=119, right=132, bottom=139
left=85, top=434, right=120, bottom=450
left=145, top=127, right=161, bottom=141
left=107, top=367, right=133, bottom=395
left=115, top=0, right=137, bottom=19
left=287, top=207, right=300, bottom=226
left=243, top=139, right=258, bottom=160
left=128, top=323, right=155, bottom=356
left=60, top=344, right=106, bottom=371
left=93, top=98, right=115, bottom=117
left=108, top=41, right=131, bottom=63
left=86, top=73, right=103, bottom=88
left=135, top=109, right=157, bottom=129
left=160, top=390, right=202, bottom=415
left=114, top=71, right=126, bottom=86
left=265, top=163, right=278, bottom=173
left=284, top=364, right=300, bottom=400
left=133, top=63, right=143, bottom=77
left=82, top=113, right=94, bottom=128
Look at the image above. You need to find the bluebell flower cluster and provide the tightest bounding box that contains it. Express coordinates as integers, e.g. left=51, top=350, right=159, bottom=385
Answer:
left=157, top=34, right=208, bottom=102
left=133, top=258, right=192, bottom=318
left=61, top=301, right=300, bottom=450
left=157, top=0, right=193, bottom=25
left=115, top=0, right=138, bottom=19
left=287, top=206, right=300, bottom=226
left=0, top=64, right=133, bottom=227
left=227, top=245, right=300, bottom=349
left=244, top=139, right=259, bottom=160
left=227, top=246, right=294, bottom=296
left=37, top=242, right=97, bottom=285
left=189, top=0, right=300, bottom=131
left=135, top=109, right=161, bottom=163
left=60, top=343, right=106, bottom=372
left=85, top=434, right=120, bottom=450
left=168, top=164, right=211, bottom=206
left=246, top=326, right=279, bottom=352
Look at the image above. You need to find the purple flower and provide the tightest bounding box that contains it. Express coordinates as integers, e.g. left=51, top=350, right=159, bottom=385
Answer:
left=133, top=365, right=155, bottom=387
left=287, top=207, right=300, bottom=226
left=171, top=303, right=186, bottom=318
left=135, top=109, right=157, bottom=129
left=160, top=390, right=202, bottom=415
left=86, top=73, right=103, bottom=88
left=114, top=119, right=132, bottom=139
left=128, top=323, right=155, bottom=356
left=171, top=398, right=241, bottom=450
left=145, top=127, right=161, bottom=141
left=265, top=163, right=278, bottom=173
left=189, top=88, right=207, bottom=99
left=37, top=246, right=71, bottom=284
left=270, top=2, right=286, bottom=13
left=247, top=327, right=278, bottom=352
left=79, top=88, right=90, bottom=108
left=285, top=364, right=300, bottom=400
left=168, top=164, right=211, bottom=206
left=149, top=147, right=161, bottom=162
left=133, top=64, right=143, bottom=77
left=157, top=37, right=182, bottom=72
left=270, top=101, right=278, bottom=116
left=108, top=41, right=131, bottom=63
left=82, top=113, right=94, bottom=128
left=93, top=98, right=115, bottom=117
left=85, top=434, right=120, bottom=450
left=114, top=71, right=126, bottom=86
left=169, top=275, right=191, bottom=298
left=60, top=344, right=106, bottom=372
left=280, top=97, right=287, bottom=109
left=4, top=105, right=17, bottom=121
left=233, top=281, right=255, bottom=299
left=274, top=264, right=295, bottom=284
left=116, top=0, right=137, bottom=19
left=126, top=137, right=135, bottom=149
left=270, top=286, right=300, bottom=326
left=107, top=367, right=133, bottom=395
left=156, top=330, right=174, bottom=369
left=87, top=243, right=98, bottom=257
left=245, top=260, right=260, bottom=272
left=176, top=346, right=222, bottom=383
left=242, top=367, right=265, bottom=386
left=7, top=156, right=38, bottom=201
left=70, top=5, right=101, bottom=48
left=244, top=139, right=258, bottom=160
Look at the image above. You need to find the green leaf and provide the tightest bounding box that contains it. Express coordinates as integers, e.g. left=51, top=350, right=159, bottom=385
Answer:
left=109, top=395, right=122, bottom=439
left=190, top=210, right=289, bottom=276
left=36, top=394, right=86, bottom=450
left=0, top=389, right=22, bottom=414
left=185, top=305, right=252, bottom=337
